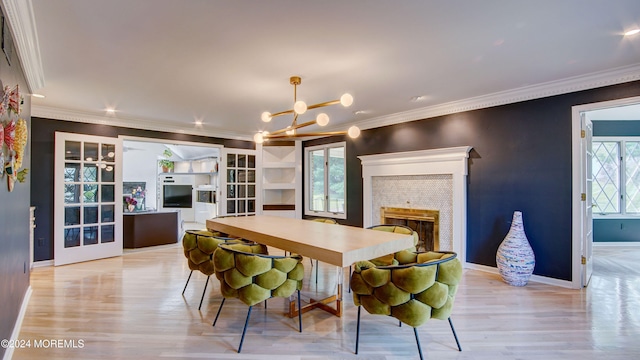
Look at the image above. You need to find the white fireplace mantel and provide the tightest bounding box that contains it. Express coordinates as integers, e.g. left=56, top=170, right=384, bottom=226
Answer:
left=359, top=146, right=472, bottom=263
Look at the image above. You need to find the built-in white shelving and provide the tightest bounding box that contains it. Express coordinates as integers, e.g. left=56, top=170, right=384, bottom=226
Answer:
left=157, top=157, right=219, bottom=223
left=258, top=141, right=301, bottom=219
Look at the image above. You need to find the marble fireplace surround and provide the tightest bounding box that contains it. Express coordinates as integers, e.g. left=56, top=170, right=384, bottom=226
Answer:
left=359, top=146, right=472, bottom=263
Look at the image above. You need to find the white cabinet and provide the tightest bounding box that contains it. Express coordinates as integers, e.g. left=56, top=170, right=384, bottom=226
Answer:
left=157, top=171, right=217, bottom=223
left=258, top=141, right=301, bottom=218
left=173, top=158, right=218, bottom=174
left=195, top=202, right=217, bottom=224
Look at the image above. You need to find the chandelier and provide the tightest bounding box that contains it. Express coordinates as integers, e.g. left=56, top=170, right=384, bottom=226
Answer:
left=253, top=76, right=361, bottom=143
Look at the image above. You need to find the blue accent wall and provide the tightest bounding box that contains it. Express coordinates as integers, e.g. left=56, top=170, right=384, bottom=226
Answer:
left=593, top=219, right=640, bottom=242
left=592, top=120, right=640, bottom=136
left=592, top=119, right=640, bottom=243
left=304, top=80, right=640, bottom=282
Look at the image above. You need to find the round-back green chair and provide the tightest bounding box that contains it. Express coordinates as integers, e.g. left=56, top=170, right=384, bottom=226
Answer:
left=366, top=224, right=419, bottom=265
left=346, top=224, right=420, bottom=292
left=181, top=229, right=249, bottom=310
left=212, top=242, right=305, bottom=353
left=350, top=250, right=463, bottom=360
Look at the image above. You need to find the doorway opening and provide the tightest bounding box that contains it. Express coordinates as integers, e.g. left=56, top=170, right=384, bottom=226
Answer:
left=571, top=96, right=640, bottom=288
left=120, top=136, right=222, bottom=231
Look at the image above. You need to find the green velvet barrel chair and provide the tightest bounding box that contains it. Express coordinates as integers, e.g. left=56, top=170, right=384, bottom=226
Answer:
left=366, top=224, right=419, bottom=264
left=347, top=224, right=420, bottom=292
left=350, top=251, right=463, bottom=360
left=181, top=230, right=249, bottom=310
left=212, top=242, right=305, bottom=353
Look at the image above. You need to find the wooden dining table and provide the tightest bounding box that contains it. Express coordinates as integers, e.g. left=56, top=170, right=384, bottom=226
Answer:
left=206, top=215, right=414, bottom=317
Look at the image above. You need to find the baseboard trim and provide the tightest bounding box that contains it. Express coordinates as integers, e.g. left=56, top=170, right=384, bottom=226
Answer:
left=31, top=260, right=53, bottom=268
left=465, top=262, right=576, bottom=289
left=3, top=286, right=32, bottom=360
left=594, top=242, right=640, bottom=247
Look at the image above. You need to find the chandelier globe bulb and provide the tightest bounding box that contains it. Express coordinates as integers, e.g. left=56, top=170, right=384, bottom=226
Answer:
left=317, top=113, right=330, bottom=126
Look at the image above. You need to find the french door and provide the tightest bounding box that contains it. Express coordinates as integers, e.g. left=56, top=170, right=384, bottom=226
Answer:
left=581, top=114, right=594, bottom=286
left=54, top=132, right=123, bottom=266
left=219, top=148, right=257, bottom=217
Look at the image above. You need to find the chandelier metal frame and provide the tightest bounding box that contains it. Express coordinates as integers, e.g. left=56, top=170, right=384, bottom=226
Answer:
left=254, top=76, right=360, bottom=143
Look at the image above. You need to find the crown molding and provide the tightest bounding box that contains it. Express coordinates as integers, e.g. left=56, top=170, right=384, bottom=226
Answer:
left=1, top=0, right=44, bottom=92
left=329, top=63, right=640, bottom=133
left=32, top=105, right=252, bottom=141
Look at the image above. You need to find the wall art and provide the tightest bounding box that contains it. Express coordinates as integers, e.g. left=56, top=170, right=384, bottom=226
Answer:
left=0, top=83, right=27, bottom=191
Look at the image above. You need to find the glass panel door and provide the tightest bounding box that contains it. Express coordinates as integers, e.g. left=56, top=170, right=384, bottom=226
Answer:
left=55, top=132, right=122, bottom=265
left=219, top=148, right=257, bottom=217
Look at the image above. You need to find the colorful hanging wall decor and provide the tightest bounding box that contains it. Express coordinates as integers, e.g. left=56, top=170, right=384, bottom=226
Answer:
left=0, top=83, right=28, bottom=191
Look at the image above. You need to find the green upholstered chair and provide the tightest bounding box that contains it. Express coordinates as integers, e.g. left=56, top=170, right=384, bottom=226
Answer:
left=366, top=224, right=419, bottom=265
left=181, top=230, right=249, bottom=310
left=311, top=218, right=338, bottom=224
left=347, top=224, right=420, bottom=292
left=212, top=242, right=305, bottom=353
left=350, top=251, right=463, bottom=360
left=309, top=218, right=338, bottom=283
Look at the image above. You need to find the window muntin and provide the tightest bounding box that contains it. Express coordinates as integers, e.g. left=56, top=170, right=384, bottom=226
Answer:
left=593, top=141, right=620, bottom=213
left=593, top=138, right=640, bottom=216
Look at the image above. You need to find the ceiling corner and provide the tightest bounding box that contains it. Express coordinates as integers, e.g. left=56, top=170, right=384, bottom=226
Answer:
left=2, top=0, right=45, bottom=92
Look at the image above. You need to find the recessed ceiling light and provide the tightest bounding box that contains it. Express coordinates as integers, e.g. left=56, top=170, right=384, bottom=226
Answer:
left=31, top=93, right=45, bottom=98
left=624, top=28, right=640, bottom=36
left=353, top=110, right=366, bottom=115
left=105, top=108, right=116, bottom=114
left=410, top=95, right=429, bottom=102
left=195, top=120, right=203, bottom=126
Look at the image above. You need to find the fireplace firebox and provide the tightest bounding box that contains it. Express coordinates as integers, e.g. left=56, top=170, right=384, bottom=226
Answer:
left=380, top=207, right=439, bottom=251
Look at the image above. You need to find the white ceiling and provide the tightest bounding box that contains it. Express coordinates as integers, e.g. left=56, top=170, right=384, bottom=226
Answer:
left=14, top=0, right=640, bottom=139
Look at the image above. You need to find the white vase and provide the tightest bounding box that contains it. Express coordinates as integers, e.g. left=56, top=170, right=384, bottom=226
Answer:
left=496, top=211, right=535, bottom=286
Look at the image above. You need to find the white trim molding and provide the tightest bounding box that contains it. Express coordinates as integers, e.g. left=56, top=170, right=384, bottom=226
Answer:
left=465, top=263, right=574, bottom=289
left=359, top=146, right=472, bottom=263
left=593, top=242, right=640, bottom=247
left=3, top=286, right=32, bottom=360
left=1, top=0, right=44, bottom=92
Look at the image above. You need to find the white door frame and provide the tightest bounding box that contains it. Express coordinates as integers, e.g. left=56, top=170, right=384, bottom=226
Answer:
left=571, top=95, right=640, bottom=288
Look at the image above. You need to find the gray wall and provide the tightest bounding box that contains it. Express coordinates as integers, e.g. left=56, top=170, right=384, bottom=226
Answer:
left=0, top=14, right=32, bottom=358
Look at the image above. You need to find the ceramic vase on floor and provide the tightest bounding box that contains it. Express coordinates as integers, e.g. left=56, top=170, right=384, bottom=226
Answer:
left=496, top=211, right=535, bottom=286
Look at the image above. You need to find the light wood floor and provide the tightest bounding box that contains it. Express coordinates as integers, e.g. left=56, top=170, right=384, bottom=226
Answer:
left=13, top=245, right=640, bottom=359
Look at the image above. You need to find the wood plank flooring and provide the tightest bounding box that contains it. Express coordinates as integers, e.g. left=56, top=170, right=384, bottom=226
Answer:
left=12, top=245, right=640, bottom=359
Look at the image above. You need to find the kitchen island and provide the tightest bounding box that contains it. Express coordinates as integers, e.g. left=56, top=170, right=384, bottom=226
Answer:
left=123, top=211, right=179, bottom=248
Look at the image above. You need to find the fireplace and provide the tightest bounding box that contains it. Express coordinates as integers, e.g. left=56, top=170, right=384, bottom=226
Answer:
left=359, top=146, right=472, bottom=262
left=380, top=207, right=439, bottom=251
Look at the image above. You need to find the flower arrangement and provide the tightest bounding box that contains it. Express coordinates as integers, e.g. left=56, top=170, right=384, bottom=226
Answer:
left=131, top=186, right=145, bottom=199
left=125, top=197, right=138, bottom=206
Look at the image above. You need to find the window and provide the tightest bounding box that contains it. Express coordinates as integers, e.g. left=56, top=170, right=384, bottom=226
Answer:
left=592, top=138, right=640, bottom=215
left=305, top=142, right=346, bottom=219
